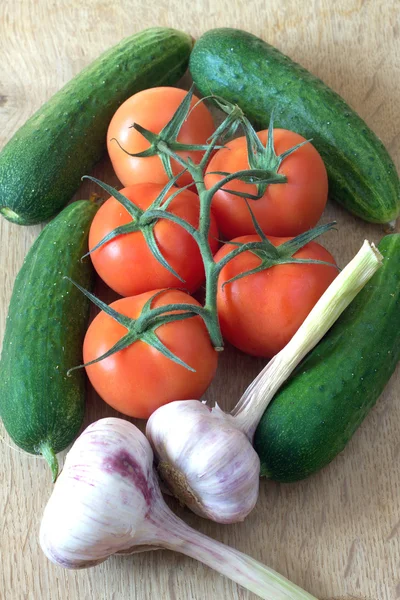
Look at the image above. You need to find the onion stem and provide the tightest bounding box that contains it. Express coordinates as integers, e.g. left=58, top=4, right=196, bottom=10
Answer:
left=232, top=240, right=383, bottom=439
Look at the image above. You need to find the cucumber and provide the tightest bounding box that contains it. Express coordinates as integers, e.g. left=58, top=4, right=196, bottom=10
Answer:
left=0, top=200, right=98, bottom=480
left=0, top=28, right=192, bottom=226
left=254, top=234, right=400, bottom=482
left=190, top=28, right=400, bottom=225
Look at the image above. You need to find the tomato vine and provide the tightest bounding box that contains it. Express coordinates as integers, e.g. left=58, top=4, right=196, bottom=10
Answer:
left=69, top=87, right=337, bottom=369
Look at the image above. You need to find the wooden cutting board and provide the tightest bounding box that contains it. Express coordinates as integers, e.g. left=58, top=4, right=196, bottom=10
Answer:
left=0, top=1, right=399, bottom=599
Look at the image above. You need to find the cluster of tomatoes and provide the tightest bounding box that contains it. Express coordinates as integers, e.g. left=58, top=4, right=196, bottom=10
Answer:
left=83, top=87, right=337, bottom=419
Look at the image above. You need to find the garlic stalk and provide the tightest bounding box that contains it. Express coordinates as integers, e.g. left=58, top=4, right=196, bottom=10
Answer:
left=230, top=239, right=383, bottom=439
left=40, top=418, right=317, bottom=600
left=146, top=240, right=383, bottom=523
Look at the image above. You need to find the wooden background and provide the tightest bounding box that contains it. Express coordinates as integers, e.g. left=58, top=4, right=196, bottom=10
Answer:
left=1, top=1, right=399, bottom=599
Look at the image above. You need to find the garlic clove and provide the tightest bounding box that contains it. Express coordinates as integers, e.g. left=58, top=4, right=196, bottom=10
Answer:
left=146, top=400, right=260, bottom=523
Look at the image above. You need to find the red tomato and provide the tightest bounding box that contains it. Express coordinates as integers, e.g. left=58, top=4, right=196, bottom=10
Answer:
left=205, top=129, right=328, bottom=239
left=84, top=289, right=218, bottom=419
left=215, top=235, right=337, bottom=358
left=107, top=87, right=215, bottom=187
left=89, top=183, right=219, bottom=297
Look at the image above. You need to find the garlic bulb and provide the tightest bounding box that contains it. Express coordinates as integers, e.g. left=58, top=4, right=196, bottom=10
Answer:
left=147, top=240, right=383, bottom=523
left=149, top=400, right=259, bottom=523
left=40, top=417, right=156, bottom=568
left=40, top=418, right=317, bottom=600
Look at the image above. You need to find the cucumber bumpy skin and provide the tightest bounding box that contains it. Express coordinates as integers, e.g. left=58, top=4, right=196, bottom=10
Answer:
left=0, top=27, right=192, bottom=225
left=254, top=234, right=400, bottom=482
left=0, top=201, right=98, bottom=480
left=190, top=28, right=400, bottom=225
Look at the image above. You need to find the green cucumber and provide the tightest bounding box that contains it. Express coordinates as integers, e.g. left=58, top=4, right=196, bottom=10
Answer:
left=0, top=200, right=98, bottom=480
left=190, top=28, right=400, bottom=225
left=0, top=27, right=192, bottom=226
left=254, top=234, right=400, bottom=482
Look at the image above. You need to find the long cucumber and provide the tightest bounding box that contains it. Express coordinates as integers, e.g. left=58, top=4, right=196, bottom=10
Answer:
left=190, top=28, right=400, bottom=225
left=0, top=28, right=192, bottom=225
left=254, top=234, right=400, bottom=482
left=0, top=200, right=98, bottom=479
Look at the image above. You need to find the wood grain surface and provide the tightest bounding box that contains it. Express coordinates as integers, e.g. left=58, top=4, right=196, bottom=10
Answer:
left=1, top=1, right=399, bottom=599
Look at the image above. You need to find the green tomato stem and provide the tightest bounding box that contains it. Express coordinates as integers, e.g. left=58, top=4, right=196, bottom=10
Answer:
left=136, top=302, right=206, bottom=332
left=156, top=142, right=225, bottom=349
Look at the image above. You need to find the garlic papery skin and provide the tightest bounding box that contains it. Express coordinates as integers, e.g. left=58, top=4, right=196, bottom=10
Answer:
left=39, top=417, right=318, bottom=600
left=147, top=400, right=259, bottom=523
left=146, top=240, right=383, bottom=525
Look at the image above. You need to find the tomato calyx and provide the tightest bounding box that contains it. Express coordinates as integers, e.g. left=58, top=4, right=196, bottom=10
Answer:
left=82, top=174, right=197, bottom=283
left=110, top=86, right=223, bottom=181
left=65, top=283, right=209, bottom=373
left=192, top=95, right=247, bottom=144
left=217, top=209, right=339, bottom=288
left=205, top=168, right=286, bottom=201
left=217, top=99, right=312, bottom=197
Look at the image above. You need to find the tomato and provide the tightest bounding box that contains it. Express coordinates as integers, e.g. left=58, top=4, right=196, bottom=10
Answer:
left=205, top=129, right=328, bottom=239
left=215, top=235, right=337, bottom=358
left=107, top=87, right=215, bottom=187
left=89, top=182, right=219, bottom=297
left=84, top=289, right=218, bottom=419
